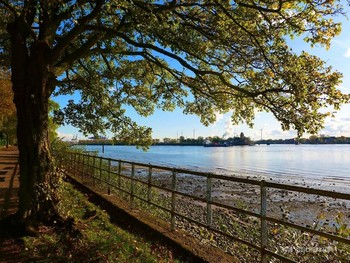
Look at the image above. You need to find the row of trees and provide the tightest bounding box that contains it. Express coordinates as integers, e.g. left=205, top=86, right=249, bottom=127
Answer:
left=0, top=69, right=16, bottom=147
left=81, top=134, right=350, bottom=146
left=0, top=1, right=349, bottom=232
left=0, top=70, right=60, bottom=148
left=162, top=133, right=252, bottom=145
left=162, top=136, right=205, bottom=145
left=257, top=136, right=350, bottom=145
left=79, top=134, right=249, bottom=145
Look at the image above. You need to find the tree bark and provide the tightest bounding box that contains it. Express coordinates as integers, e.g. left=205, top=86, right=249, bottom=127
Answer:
left=15, top=72, right=53, bottom=224
left=7, top=19, right=58, bottom=230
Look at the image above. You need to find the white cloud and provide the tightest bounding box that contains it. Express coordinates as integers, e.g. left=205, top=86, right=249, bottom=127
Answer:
left=265, top=129, right=297, bottom=140
left=212, top=111, right=224, bottom=127
left=56, top=131, right=75, bottom=141
left=330, top=40, right=350, bottom=58
left=337, top=85, right=350, bottom=94
left=322, top=115, right=350, bottom=137
left=223, top=117, right=234, bottom=137
left=345, top=47, right=350, bottom=58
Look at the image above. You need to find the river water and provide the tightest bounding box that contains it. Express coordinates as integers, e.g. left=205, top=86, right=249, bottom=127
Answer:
left=86, top=144, right=350, bottom=184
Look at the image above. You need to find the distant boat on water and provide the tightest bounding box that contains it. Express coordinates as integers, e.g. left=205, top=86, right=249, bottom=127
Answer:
left=203, top=138, right=254, bottom=147
left=203, top=142, right=229, bottom=147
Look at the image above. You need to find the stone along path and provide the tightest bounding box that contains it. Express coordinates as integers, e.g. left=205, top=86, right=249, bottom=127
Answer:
left=0, top=146, right=19, bottom=218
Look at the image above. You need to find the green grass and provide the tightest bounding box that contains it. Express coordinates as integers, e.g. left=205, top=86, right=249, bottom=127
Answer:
left=21, top=181, right=181, bottom=263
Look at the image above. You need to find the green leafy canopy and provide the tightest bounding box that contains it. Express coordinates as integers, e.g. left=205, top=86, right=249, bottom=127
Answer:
left=1, top=0, right=349, bottom=146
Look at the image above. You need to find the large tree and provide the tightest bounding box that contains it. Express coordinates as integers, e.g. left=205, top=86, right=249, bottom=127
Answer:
left=0, top=0, right=348, bottom=230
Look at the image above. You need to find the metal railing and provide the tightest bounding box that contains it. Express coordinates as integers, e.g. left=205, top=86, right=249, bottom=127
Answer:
left=55, top=151, right=350, bottom=262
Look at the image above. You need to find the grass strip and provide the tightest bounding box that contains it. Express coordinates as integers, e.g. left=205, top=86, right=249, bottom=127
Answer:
left=21, top=181, right=181, bottom=263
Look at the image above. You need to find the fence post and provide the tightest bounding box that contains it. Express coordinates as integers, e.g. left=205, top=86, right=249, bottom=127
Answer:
left=87, top=154, right=90, bottom=181
left=148, top=166, right=152, bottom=204
left=206, top=174, right=212, bottom=227
left=171, top=169, right=176, bottom=231
left=131, top=163, right=135, bottom=208
left=86, top=154, right=91, bottom=183
left=99, top=157, right=102, bottom=183
left=260, top=180, right=267, bottom=263
left=70, top=152, right=73, bottom=172
left=118, top=160, right=121, bottom=190
left=73, top=153, right=77, bottom=176
left=69, top=152, right=72, bottom=174
left=76, top=154, right=79, bottom=179
left=108, top=158, right=111, bottom=195
left=81, top=154, right=85, bottom=182
left=92, top=156, right=96, bottom=187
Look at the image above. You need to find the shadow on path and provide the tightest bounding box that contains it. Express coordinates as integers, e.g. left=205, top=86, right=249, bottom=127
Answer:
left=0, top=147, right=20, bottom=219
left=0, top=147, right=27, bottom=263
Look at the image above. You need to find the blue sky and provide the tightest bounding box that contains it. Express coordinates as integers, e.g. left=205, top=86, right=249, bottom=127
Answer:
left=54, top=7, right=350, bottom=142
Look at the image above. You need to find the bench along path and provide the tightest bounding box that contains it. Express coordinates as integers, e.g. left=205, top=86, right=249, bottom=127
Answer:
left=0, top=146, right=19, bottom=218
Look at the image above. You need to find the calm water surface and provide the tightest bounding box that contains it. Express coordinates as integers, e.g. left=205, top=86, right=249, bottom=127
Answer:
left=86, top=144, right=350, bottom=182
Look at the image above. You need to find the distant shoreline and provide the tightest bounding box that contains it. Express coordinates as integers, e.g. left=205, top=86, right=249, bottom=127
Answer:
left=72, top=142, right=350, bottom=146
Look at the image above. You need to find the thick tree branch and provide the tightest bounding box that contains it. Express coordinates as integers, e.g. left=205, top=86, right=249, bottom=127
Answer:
left=138, top=51, right=230, bottom=104
left=53, top=0, right=90, bottom=23
left=54, top=33, right=102, bottom=76
left=0, top=0, right=19, bottom=17
left=89, top=26, right=256, bottom=97
left=214, top=1, right=278, bottom=73
left=237, top=0, right=283, bottom=13
left=51, top=0, right=104, bottom=62
left=23, top=0, right=36, bottom=26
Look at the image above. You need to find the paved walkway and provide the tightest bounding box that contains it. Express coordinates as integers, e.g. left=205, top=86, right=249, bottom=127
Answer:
left=0, top=147, right=19, bottom=218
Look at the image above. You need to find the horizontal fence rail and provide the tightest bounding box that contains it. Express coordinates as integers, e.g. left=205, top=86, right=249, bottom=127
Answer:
left=54, top=151, right=350, bottom=263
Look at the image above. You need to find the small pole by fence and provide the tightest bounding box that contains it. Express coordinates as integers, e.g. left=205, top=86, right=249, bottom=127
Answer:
left=171, top=169, right=176, bottom=231
left=148, top=166, right=152, bottom=204
left=99, top=157, right=102, bottom=183
left=80, top=154, right=84, bottom=181
left=118, top=160, right=121, bottom=189
left=92, top=156, right=96, bottom=187
left=108, top=158, right=111, bottom=195
left=77, top=154, right=80, bottom=179
left=260, top=180, right=267, bottom=263
left=87, top=155, right=90, bottom=182
left=131, top=163, right=135, bottom=208
left=70, top=152, right=73, bottom=171
left=73, top=152, right=77, bottom=175
left=206, top=174, right=212, bottom=227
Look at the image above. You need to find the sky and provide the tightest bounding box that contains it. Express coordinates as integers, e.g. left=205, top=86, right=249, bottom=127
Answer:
left=54, top=5, right=350, bottom=142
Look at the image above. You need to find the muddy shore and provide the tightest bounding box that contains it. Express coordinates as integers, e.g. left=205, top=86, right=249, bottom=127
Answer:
left=145, top=172, right=350, bottom=261
left=136, top=168, right=350, bottom=224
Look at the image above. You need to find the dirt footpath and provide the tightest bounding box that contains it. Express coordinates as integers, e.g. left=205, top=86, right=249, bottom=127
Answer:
left=0, top=146, right=19, bottom=218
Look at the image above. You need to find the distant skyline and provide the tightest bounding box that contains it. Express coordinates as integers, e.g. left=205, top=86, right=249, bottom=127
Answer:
left=54, top=4, right=350, bottom=142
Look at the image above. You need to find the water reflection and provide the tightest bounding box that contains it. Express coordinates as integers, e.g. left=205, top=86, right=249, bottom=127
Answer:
left=86, top=144, right=350, bottom=181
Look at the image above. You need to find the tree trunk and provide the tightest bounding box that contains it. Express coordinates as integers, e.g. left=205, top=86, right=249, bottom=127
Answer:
left=15, top=76, right=53, bottom=225
left=7, top=20, right=58, bottom=230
